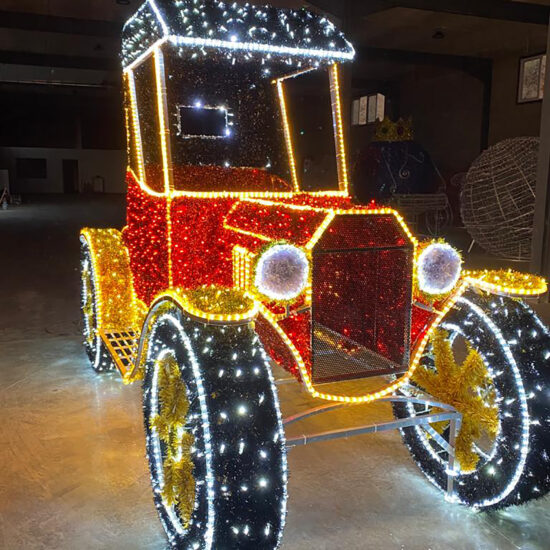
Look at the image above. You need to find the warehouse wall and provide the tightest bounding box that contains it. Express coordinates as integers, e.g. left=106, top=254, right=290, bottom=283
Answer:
left=0, top=147, right=126, bottom=193
left=349, top=63, right=485, bottom=182
left=488, top=53, right=543, bottom=145
left=0, top=85, right=126, bottom=193
left=398, top=65, right=485, bottom=180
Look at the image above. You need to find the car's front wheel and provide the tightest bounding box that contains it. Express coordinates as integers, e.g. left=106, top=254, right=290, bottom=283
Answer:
left=394, top=290, right=550, bottom=509
left=142, top=299, right=288, bottom=549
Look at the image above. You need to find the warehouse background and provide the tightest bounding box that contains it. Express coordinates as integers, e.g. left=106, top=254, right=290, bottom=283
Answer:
left=0, top=0, right=548, bottom=193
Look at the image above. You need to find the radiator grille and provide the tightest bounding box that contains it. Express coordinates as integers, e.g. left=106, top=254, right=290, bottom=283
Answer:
left=311, top=215, right=413, bottom=384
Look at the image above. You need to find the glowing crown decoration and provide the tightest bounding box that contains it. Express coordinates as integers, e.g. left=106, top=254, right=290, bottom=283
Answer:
left=374, top=117, right=414, bottom=142
left=122, top=0, right=355, bottom=68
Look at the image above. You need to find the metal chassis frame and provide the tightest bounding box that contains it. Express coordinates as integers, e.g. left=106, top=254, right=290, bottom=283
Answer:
left=281, top=392, right=462, bottom=501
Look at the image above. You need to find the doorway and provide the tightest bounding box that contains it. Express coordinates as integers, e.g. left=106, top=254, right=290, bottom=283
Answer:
left=62, top=159, right=79, bottom=193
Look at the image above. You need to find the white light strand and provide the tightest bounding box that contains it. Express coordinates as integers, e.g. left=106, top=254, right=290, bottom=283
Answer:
left=457, top=296, right=530, bottom=508
left=401, top=295, right=532, bottom=508
left=146, top=312, right=216, bottom=549
left=257, top=336, right=288, bottom=547
left=142, top=302, right=287, bottom=548
left=122, top=0, right=355, bottom=70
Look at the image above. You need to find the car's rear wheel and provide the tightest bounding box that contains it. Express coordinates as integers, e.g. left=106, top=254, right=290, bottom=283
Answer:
left=80, top=236, right=115, bottom=372
left=142, top=300, right=288, bottom=549
left=394, top=290, right=550, bottom=509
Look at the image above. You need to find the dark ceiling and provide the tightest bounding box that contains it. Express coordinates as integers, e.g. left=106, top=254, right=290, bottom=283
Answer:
left=0, top=1, right=548, bottom=92
left=0, top=1, right=548, bottom=152
left=0, top=1, right=548, bottom=62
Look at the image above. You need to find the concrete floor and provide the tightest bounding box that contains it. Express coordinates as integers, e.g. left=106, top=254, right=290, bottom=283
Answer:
left=1, top=195, right=549, bottom=549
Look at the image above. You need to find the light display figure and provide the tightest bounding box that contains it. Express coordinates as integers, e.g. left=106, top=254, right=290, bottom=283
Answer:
left=80, top=2, right=550, bottom=548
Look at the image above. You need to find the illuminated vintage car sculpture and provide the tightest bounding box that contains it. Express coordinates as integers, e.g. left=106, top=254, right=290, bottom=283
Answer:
left=80, top=1, right=550, bottom=548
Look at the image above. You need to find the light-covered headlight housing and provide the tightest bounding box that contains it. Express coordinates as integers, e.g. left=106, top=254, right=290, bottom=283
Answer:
left=254, top=243, right=309, bottom=301
left=417, top=242, right=461, bottom=295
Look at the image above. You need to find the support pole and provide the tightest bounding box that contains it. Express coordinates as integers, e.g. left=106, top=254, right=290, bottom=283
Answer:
left=445, top=417, right=459, bottom=502
left=531, top=14, right=550, bottom=294
left=285, top=410, right=460, bottom=448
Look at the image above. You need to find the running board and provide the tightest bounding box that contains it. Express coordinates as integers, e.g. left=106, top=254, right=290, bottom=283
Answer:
left=100, top=328, right=139, bottom=377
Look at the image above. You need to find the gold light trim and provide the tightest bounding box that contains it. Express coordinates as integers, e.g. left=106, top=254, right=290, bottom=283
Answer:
left=329, top=63, right=349, bottom=193
left=153, top=46, right=174, bottom=194
left=276, top=79, right=300, bottom=192
left=126, top=70, right=147, bottom=187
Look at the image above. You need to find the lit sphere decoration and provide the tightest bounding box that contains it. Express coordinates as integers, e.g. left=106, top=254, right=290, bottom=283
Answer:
left=254, top=244, right=309, bottom=301
left=461, top=137, right=538, bottom=261
left=417, top=242, right=461, bottom=295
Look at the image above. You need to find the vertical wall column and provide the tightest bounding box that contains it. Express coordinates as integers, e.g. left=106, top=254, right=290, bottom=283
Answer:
left=531, top=15, right=550, bottom=296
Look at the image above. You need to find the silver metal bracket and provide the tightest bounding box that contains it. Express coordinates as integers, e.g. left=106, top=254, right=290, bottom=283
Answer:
left=283, top=393, right=462, bottom=502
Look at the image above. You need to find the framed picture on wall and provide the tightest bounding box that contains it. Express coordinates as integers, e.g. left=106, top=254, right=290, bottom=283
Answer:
left=351, top=94, right=386, bottom=125
left=518, top=53, right=546, bottom=103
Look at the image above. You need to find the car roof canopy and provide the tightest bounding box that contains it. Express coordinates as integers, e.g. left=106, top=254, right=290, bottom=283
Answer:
left=122, top=0, right=355, bottom=69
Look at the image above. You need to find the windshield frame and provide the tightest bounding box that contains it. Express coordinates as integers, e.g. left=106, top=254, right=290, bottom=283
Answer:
left=124, top=45, right=349, bottom=198
left=275, top=63, right=349, bottom=195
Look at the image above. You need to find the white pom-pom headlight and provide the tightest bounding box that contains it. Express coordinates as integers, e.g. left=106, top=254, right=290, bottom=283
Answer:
left=417, top=242, right=462, bottom=295
left=254, top=244, right=309, bottom=301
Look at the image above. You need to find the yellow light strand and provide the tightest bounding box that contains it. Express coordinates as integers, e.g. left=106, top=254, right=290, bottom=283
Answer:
left=231, top=197, right=418, bottom=250
left=126, top=69, right=147, bottom=186
left=463, top=269, right=548, bottom=297
left=255, top=281, right=467, bottom=403
left=171, top=189, right=347, bottom=199
left=272, top=67, right=316, bottom=83
left=123, top=106, right=132, bottom=171
left=154, top=46, right=174, bottom=194
left=151, top=288, right=259, bottom=323
left=167, top=195, right=173, bottom=286
left=276, top=79, right=300, bottom=192
left=232, top=246, right=255, bottom=290
left=128, top=167, right=165, bottom=198
left=153, top=46, right=174, bottom=286
left=126, top=165, right=349, bottom=199
left=329, top=63, right=349, bottom=194
left=305, top=212, right=335, bottom=251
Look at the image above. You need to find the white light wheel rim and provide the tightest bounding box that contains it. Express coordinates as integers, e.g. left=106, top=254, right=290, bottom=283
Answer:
left=394, top=290, right=550, bottom=509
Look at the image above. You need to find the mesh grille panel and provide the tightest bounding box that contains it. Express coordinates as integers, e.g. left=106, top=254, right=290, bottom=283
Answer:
left=312, top=245, right=412, bottom=384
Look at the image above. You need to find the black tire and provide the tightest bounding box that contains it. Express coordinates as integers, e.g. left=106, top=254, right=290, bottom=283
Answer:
left=80, top=236, right=115, bottom=372
left=394, top=289, right=550, bottom=509
left=142, top=300, right=288, bottom=549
